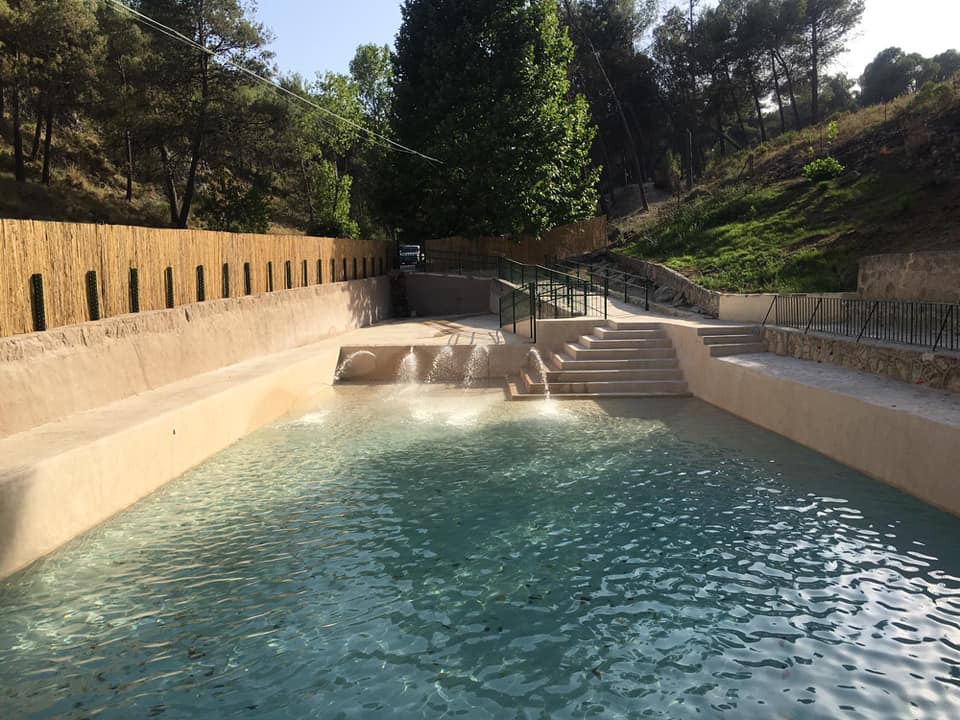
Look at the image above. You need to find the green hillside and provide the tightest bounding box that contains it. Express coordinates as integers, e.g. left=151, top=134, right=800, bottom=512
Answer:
left=616, top=80, right=960, bottom=293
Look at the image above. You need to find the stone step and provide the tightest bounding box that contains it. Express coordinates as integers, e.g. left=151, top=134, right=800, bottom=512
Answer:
left=607, top=321, right=663, bottom=331
left=519, top=371, right=690, bottom=397
left=540, top=368, right=685, bottom=382
left=708, top=342, right=765, bottom=357
left=580, top=335, right=672, bottom=350
left=564, top=343, right=676, bottom=360
left=593, top=327, right=666, bottom=341
left=697, top=325, right=760, bottom=337
left=551, top=354, right=678, bottom=371
left=701, top=334, right=763, bottom=346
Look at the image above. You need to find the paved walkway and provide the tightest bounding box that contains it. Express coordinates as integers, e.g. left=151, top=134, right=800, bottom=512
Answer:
left=336, top=313, right=527, bottom=346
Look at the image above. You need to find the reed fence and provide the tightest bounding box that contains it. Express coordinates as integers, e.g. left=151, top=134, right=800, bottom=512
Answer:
left=0, top=219, right=391, bottom=338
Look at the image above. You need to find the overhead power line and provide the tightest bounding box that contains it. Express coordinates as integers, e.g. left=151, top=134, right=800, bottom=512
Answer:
left=102, top=0, right=444, bottom=165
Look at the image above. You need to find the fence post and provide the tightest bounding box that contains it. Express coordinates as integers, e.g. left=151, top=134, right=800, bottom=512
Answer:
left=645, top=283, right=650, bottom=312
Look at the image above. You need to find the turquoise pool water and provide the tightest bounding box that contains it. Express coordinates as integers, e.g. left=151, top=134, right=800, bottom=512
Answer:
left=1, top=389, right=959, bottom=719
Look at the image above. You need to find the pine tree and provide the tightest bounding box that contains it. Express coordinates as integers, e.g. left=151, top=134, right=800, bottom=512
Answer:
left=390, top=0, right=599, bottom=238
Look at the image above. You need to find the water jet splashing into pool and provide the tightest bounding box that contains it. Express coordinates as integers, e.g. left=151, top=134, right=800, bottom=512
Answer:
left=528, top=348, right=551, bottom=401
left=426, top=346, right=456, bottom=384
left=398, top=347, right=420, bottom=384
left=334, top=351, right=372, bottom=382
left=463, top=346, right=489, bottom=387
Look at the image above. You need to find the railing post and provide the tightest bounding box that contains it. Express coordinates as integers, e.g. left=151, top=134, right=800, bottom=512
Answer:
left=933, top=306, right=954, bottom=352
left=761, top=296, right=777, bottom=327
left=803, top=297, right=823, bottom=334
left=645, top=282, right=650, bottom=312
left=529, top=281, right=538, bottom=342
left=857, top=301, right=879, bottom=343
left=603, top=276, right=609, bottom=319
left=624, top=273, right=628, bottom=303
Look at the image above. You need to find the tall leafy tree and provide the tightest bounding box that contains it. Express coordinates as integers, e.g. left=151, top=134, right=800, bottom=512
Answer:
left=391, top=0, right=599, bottom=238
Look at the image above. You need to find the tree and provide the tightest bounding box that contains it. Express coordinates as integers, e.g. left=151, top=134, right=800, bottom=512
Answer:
left=133, top=0, right=271, bottom=228
left=391, top=0, right=599, bottom=238
left=933, top=49, right=960, bottom=81
left=802, top=0, right=863, bottom=124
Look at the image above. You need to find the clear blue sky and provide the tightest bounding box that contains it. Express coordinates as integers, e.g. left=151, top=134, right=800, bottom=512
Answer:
left=253, top=0, right=403, bottom=78
left=255, top=1, right=959, bottom=80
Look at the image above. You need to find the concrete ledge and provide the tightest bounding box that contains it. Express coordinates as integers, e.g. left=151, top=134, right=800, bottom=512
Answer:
left=0, top=341, right=343, bottom=580
left=0, top=277, right=391, bottom=436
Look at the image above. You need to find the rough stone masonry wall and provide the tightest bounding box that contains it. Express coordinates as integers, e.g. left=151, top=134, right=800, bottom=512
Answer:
left=606, top=252, right=721, bottom=317
left=763, top=326, right=960, bottom=393
left=858, top=251, right=960, bottom=303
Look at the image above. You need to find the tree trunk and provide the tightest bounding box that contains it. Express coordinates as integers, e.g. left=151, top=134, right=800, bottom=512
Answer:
left=125, top=130, right=134, bottom=202
left=159, top=143, right=181, bottom=227
left=810, top=15, right=820, bottom=125
left=177, top=51, right=210, bottom=228
left=748, top=71, right=767, bottom=143
left=0, top=84, right=5, bottom=119
left=299, top=156, right=316, bottom=225
left=774, top=50, right=802, bottom=128
left=11, top=82, right=26, bottom=183
left=41, top=103, right=53, bottom=185
left=30, top=105, right=43, bottom=161
left=771, top=52, right=786, bottom=133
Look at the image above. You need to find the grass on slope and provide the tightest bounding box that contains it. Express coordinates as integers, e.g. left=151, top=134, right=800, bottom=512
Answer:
left=623, top=163, right=958, bottom=293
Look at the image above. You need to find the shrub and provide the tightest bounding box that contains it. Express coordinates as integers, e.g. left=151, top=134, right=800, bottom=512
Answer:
left=802, top=156, right=844, bottom=182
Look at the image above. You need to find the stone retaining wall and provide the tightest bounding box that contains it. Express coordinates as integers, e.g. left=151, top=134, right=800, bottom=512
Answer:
left=763, top=326, right=960, bottom=393
left=605, top=252, right=721, bottom=317
left=858, top=251, right=960, bottom=303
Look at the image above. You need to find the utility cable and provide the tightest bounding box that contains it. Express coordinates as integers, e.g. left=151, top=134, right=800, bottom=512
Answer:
left=102, top=0, right=444, bottom=165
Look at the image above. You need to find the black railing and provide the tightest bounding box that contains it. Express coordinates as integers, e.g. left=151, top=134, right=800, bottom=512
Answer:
left=762, top=295, right=960, bottom=352
left=499, top=283, right=538, bottom=341
left=552, top=257, right=653, bottom=312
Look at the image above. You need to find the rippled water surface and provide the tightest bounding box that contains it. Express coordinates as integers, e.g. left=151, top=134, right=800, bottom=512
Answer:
left=2, top=388, right=960, bottom=719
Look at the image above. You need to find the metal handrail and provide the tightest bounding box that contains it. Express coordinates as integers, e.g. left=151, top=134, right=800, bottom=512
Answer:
left=764, top=294, right=959, bottom=353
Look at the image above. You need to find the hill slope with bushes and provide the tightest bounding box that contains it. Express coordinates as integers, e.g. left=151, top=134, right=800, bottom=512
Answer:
left=615, top=79, right=960, bottom=293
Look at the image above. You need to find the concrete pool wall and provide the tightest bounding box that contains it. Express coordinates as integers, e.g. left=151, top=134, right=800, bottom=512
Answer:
left=2, top=298, right=959, bottom=579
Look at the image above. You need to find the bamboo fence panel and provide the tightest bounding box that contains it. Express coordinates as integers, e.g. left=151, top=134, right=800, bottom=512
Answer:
left=427, top=216, right=608, bottom=265
left=0, top=219, right=391, bottom=338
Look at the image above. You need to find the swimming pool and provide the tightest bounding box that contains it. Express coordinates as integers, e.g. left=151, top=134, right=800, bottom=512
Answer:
left=1, top=388, right=958, bottom=718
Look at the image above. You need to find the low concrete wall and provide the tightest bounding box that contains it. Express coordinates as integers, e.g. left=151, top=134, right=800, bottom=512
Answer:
left=763, top=326, right=960, bottom=393
left=859, top=251, right=960, bottom=303
left=336, top=344, right=532, bottom=383
left=0, top=277, right=392, bottom=436
left=657, top=321, right=960, bottom=517
left=404, top=274, right=493, bottom=317
left=606, top=252, right=721, bottom=317
left=718, top=294, right=776, bottom=322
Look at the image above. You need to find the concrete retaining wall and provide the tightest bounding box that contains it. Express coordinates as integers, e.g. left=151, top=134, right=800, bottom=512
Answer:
left=763, top=326, right=960, bottom=393
left=404, top=274, right=494, bottom=317
left=336, top=344, right=531, bottom=384
left=0, top=277, right=392, bottom=436
left=859, top=251, right=960, bottom=303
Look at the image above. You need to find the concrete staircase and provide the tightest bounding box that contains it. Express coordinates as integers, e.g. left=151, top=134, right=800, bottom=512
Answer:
left=507, top=321, right=691, bottom=400
left=698, top=325, right=764, bottom=356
